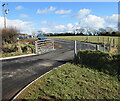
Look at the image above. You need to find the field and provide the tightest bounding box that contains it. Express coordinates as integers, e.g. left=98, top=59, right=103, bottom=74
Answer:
left=47, top=36, right=119, bottom=47
left=16, top=63, right=120, bottom=100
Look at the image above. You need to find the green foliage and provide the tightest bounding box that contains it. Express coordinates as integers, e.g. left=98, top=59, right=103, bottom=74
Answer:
left=17, top=63, right=120, bottom=100
left=75, top=50, right=120, bottom=78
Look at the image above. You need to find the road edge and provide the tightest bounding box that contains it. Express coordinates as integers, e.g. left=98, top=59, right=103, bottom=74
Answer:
left=12, top=63, right=66, bottom=100
left=0, top=54, right=37, bottom=60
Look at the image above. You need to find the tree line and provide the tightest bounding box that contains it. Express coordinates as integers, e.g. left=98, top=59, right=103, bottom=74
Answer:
left=45, top=27, right=120, bottom=36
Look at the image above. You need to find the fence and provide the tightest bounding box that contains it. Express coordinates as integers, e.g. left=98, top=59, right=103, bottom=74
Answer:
left=35, top=39, right=54, bottom=54
left=34, top=38, right=117, bottom=55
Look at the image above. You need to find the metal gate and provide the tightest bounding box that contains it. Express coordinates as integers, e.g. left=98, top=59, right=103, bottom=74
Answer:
left=35, top=39, right=54, bottom=54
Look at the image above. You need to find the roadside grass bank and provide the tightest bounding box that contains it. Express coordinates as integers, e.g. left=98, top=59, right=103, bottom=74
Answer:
left=16, top=50, right=120, bottom=100
left=1, top=43, right=35, bottom=58
left=1, top=38, right=37, bottom=58
left=1, top=39, right=60, bottom=58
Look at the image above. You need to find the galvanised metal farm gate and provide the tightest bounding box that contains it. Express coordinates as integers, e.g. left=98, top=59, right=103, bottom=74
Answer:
left=35, top=39, right=54, bottom=54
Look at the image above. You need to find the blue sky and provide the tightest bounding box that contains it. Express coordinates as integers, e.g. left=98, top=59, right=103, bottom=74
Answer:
left=0, top=2, right=119, bottom=34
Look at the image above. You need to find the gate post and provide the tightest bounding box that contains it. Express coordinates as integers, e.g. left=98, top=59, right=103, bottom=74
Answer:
left=74, top=40, right=77, bottom=58
left=35, top=41, right=38, bottom=54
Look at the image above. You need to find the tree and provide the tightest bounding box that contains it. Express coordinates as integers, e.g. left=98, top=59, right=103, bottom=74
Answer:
left=98, top=28, right=106, bottom=36
left=105, top=27, right=113, bottom=33
left=79, top=28, right=86, bottom=34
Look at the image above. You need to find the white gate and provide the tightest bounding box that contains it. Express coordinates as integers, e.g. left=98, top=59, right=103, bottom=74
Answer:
left=35, top=39, right=54, bottom=54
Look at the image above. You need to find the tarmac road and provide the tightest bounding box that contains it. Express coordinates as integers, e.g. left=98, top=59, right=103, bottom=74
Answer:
left=2, top=39, right=96, bottom=100
left=2, top=40, right=74, bottom=100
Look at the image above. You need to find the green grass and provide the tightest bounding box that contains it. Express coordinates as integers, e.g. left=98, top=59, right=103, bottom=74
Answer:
left=17, top=63, right=120, bottom=100
left=47, top=36, right=119, bottom=47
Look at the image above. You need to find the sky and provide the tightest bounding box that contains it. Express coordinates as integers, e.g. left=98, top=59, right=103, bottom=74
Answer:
left=0, top=2, right=119, bottom=34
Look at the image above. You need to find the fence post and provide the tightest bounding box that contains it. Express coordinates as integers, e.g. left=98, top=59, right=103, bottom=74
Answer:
left=113, top=39, right=115, bottom=48
left=52, top=39, right=54, bottom=50
left=109, top=39, right=111, bottom=52
left=108, top=37, right=110, bottom=43
left=96, top=44, right=99, bottom=50
left=35, top=41, right=38, bottom=54
left=103, top=37, right=105, bottom=51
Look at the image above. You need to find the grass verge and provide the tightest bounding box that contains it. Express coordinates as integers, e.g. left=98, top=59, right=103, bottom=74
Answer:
left=16, top=63, right=120, bottom=100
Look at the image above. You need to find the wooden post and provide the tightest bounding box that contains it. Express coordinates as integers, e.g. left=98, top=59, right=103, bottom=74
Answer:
left=109, top=39, right=111, bottom=52
left=96, top=44, right=99, bottom=50
left=52, top=39, right=54, bottom=50
left=103, top=37, right=105, bottom=51
left=108, top=37, right=110, bottom=43
left=113, top=39, right=115, bottom=48
left=35, top=41, right=38, bottom=54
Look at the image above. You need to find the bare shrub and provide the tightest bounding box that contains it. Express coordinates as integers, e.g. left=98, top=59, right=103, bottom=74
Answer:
left=2, top=27, right=19, bottom=44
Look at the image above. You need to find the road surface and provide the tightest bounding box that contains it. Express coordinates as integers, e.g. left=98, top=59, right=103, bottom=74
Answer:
left=2, top=40, right=96, bottom=100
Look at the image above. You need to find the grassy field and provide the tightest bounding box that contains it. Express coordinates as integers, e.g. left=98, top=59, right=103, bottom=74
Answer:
left=47, top=36, right=119, bottom=47
left=17, top=62, right=120, bottom=100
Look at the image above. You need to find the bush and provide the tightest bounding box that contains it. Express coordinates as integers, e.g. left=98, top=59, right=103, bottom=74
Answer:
left=1, top=27, right=19, bottom=44
left=75, top=50, right=120, bottom=78
left=21, top=44, right=35, bottom=53
left=2, top=44, right=18, bottom=53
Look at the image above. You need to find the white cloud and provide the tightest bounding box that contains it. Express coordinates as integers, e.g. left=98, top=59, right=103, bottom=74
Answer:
left=67, top=23, right=73, bottom=31
left=36, top=6, right=56, bottom=14
left=55, top=10, right=71, bottom=14
left=40, top=20, right=56, bottom=27
left=79, top=15, right=105, bottom=28
left=49, top=6, right=56, bottom=11
left=20, top=14, right=29, bottom=18
left=74, top=9, right=91, bottom=18
left=53, top=25, right=66, bottom=32
left=39, top=23, right=74, bottom=33
left=15, top=6, right=24, bottom=10
left=104, top=14, right=119, bottom=23
left=0, top=17, right=34, bottom=33
left=39, top=28, right=52, bottom=33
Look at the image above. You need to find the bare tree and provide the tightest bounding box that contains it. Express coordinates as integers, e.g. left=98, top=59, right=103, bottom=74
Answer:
left=105, top=27, right=113, bottom=33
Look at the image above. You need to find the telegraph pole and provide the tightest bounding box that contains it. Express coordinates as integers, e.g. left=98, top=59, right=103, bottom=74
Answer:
left=2, top=3, right=9, bottom=29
